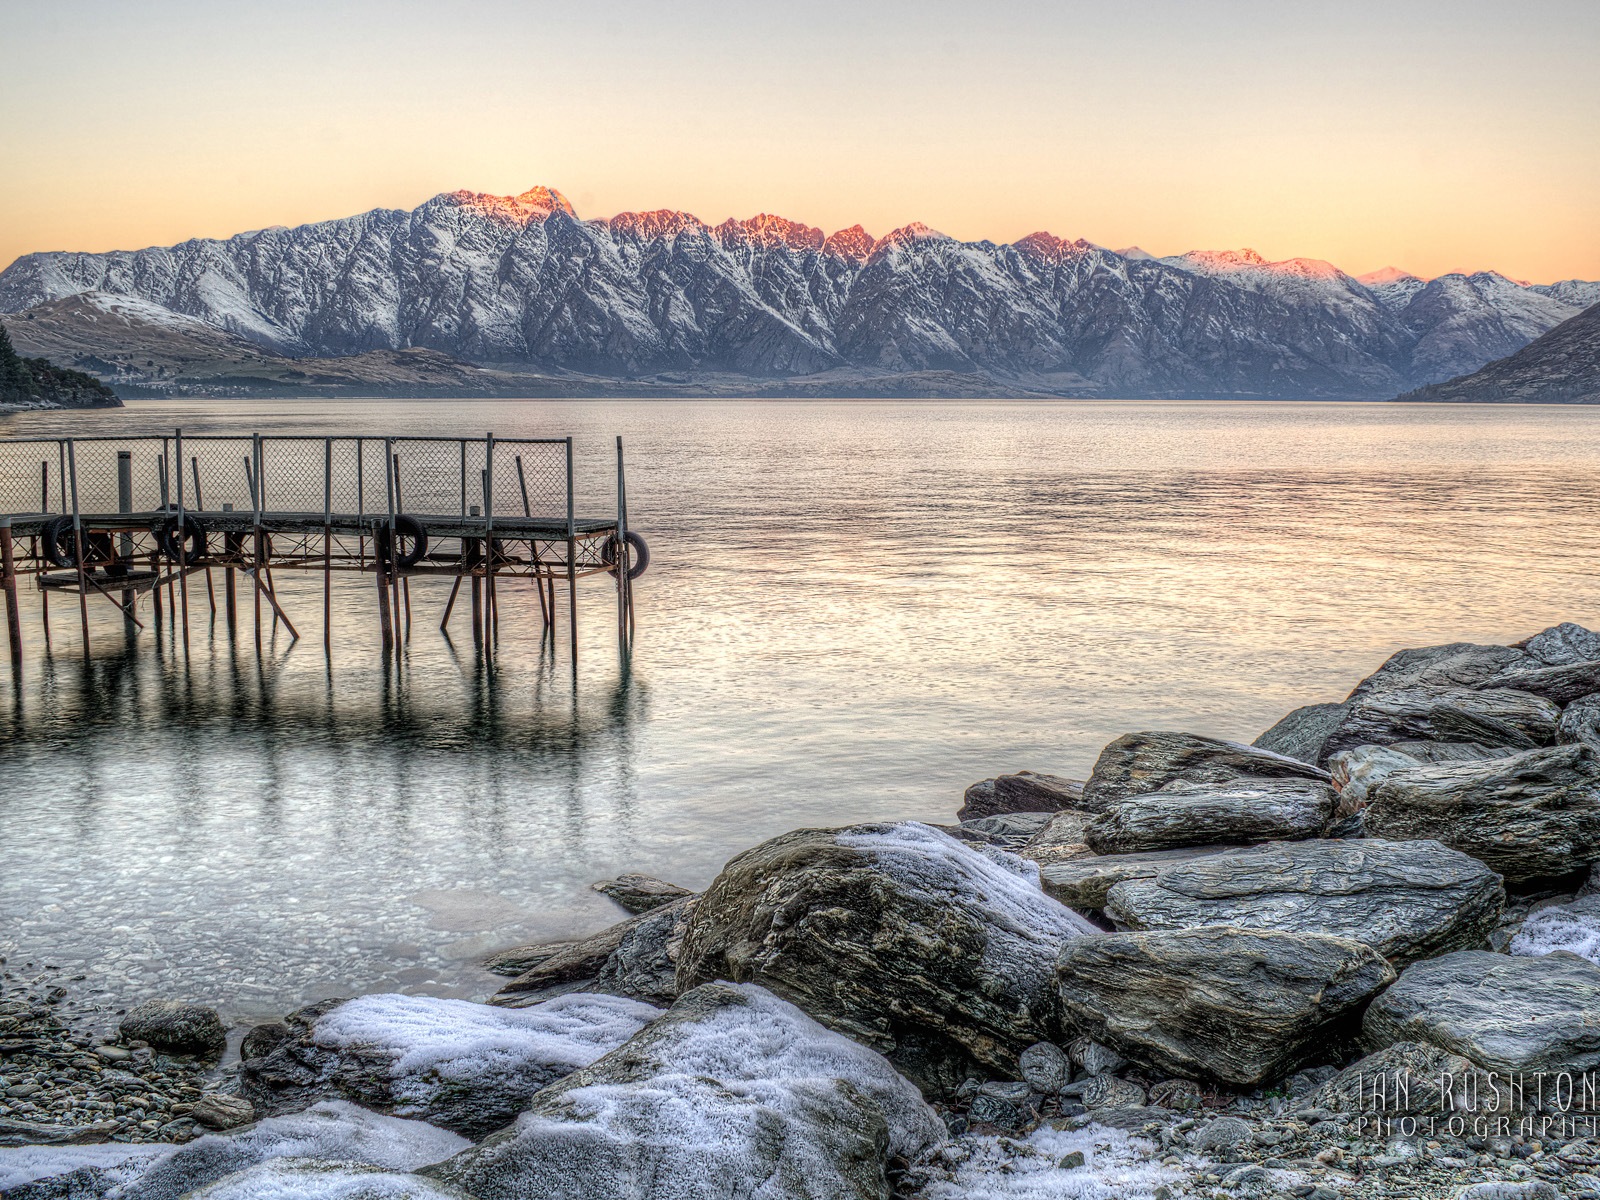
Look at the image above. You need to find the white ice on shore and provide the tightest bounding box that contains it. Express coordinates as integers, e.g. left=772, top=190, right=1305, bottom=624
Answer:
left=1510, top=895, right=1600, bottom=964
left=918, top=1124, right=1187, bottom=1200
left=179, top=1158, right=464, bottom=1200
left=0, top=1142, right=172, bottom=1191
left=311, top=992, right=661, bottom=1111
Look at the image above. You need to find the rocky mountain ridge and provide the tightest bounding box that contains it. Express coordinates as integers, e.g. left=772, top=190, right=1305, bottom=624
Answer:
left=1400, top=301, right=1600, bottom=404
left=0, top=185, right=1593, bottom=399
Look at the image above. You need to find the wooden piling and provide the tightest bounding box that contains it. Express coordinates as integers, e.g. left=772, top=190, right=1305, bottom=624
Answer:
left=65, top=441, right=91, bottom=660
left=222, top=504, right=238, bottom=635
left=117, top=452, right=137, bottom=634
left=191, top=456, right=216, bottom=617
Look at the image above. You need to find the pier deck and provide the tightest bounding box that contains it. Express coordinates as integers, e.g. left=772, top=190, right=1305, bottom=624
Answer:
left=0, top=431, right=640, bottom=671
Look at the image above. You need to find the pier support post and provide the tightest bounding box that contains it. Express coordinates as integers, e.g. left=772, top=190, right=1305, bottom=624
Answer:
left=222, top=504, right=237, bottom=636
left=1, top=520, right=22, bottom=678
left=117, top=452, right=136, bottom=634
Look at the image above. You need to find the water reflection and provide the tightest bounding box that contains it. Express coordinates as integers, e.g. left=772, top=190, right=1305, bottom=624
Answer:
left=4, top=398, right=1600, bottom=1022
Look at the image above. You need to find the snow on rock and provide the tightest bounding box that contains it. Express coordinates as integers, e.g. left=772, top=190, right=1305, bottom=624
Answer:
left=0, top=1142, right=171, bottom=1193
left=426, top=982, right=944, bottom=1200
left=115, top=1100, right=469, bottom=1200
left=241, top=993, right=660, bottom=1138
left=677, top=822, right=1099, bottom=1091
left=3, top=187, right=1587, bottom=397
left=910, top=1124, right=1191, bottom=1200
left=175, top=1159, right=465, bottom=1200
left=1510, top=895, right=1600, bottom=964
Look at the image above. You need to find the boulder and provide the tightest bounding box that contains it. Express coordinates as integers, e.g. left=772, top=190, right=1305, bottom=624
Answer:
left=958, top=811, right=1057, bottom=847
left=958, top=771, right=1086, bottom=820
left=1310, top=1041, right=1495, bottom=1117
left=1509, top=893, right=1600, bottom=965
left=483, top=917, right=636, bottom=982
left=1252, top=702, right=1351, bottom=764
left=1327, top=744, right=1422, bottom=815
left=675, top=822, right=1100, bottom=1088
left=1083, top=777, right=1336, bottom=854
left=591, top=873, right=693, bottom=915
left=1517, top=622, right=1600, bottom=666
left=1020, top=807, right=1098, bottom=849
left=189, top=1093, right=256, bottom=1131
left=1321, top=687, right=1559, bottom=762
left=1559, top=692, right=1600, bottom=755
left=1389, top=740, right=1510, bottom=763
left=593, top=895, right=697, bottom=1006
left=239, top=992, right=660, bottom=1137
left=424, top=983, right=944, bottom=1200
left=1489, top=660, right=1600, bottom=705
left=1016, top=1042, right=1069, bottom=1093
left=1081, top=731, right=1330, bottom=810
left=1102, top=839, right=1505, bottom=968
left=1363, top=950, right=1600, bottom=1075
left=117, top=1000, right=226, bottom=1059
left=1347, top=641, right=1530, bottom=699
left=1037, top=845, right=1243, bottom=910
left=1363, top=743, right=1600, bottom=883
left=113, top=1100, right=469, bottom=1200
left=1056, top=927, right=1395, bottom=1088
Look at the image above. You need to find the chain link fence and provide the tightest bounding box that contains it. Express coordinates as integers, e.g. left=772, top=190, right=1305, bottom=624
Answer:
left=0, top=435, right=575, bottom=525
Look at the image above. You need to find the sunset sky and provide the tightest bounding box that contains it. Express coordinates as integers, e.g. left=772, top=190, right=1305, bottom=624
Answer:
left=3, top=0, right=1597, bottom=283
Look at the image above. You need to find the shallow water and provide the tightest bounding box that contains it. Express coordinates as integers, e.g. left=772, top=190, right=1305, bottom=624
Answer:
left=2, top=398, right=1598, bottom=1025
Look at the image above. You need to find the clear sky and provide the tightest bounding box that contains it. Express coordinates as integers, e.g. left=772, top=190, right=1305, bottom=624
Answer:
left=3, top=0, right=1596, bottom=283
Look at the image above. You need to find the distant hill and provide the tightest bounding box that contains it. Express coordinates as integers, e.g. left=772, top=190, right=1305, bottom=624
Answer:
left=1, top=185, right=1595, bottom=400
left=0, top=316, right=120, bottom=409
left=1398, top=302, right=1600, bottom=404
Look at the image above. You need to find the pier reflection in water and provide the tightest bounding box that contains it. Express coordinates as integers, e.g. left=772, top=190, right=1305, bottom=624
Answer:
left=4, top=397, right=1600, bottom=1025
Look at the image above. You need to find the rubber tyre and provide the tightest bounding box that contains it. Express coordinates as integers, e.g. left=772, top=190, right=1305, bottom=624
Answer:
left=157, top=514, right=207, bottom=563
left=375, top=515, right=428, bottom=570
left=604, top=530, right=650, bottom=580
left=40, top=517, right=112, bottom=569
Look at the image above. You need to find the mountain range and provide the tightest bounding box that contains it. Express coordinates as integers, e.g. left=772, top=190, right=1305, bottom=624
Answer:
left=1399, top=301, right=1600, bottom=404
left=1, top=186, right=1596, bottom=400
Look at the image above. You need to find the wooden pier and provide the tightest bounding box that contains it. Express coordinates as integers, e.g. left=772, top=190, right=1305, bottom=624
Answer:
left=0, top=431, right=643, bottom=674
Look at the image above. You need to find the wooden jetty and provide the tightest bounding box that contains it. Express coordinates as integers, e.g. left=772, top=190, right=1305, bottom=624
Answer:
left=0, top=431, right=644, bottom=674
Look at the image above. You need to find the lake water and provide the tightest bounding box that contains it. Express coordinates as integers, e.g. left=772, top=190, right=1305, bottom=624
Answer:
left=3, top=398, right=1599, bottom=1028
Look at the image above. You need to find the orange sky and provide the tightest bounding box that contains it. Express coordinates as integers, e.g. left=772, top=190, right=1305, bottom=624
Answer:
left=2, top=0, right=1596, bottom=283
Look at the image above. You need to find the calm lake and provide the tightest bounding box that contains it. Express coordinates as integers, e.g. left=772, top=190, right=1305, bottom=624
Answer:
left=3, top=398, right=1598, bottom=1025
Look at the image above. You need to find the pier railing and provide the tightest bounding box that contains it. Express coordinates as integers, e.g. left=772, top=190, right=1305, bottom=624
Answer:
left=0, top=434, right=573, bottom=523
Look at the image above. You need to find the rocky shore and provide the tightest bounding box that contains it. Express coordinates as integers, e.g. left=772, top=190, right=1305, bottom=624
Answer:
left=9, top=625, right=1600, bottom=1199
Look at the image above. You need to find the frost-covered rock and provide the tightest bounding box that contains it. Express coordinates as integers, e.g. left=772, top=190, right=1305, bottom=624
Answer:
left=425, top=982, right=943, bottom=1200
left=1080, top=731, right=1330, bottom=810
left=1057, top=928, right=1394, bottom=1088
left=1321, top=687, right=1559, bottom=761
left=1037, top=846, right=1243, bottom=910
left=1083, top=777, right=1335, bottom=854
left=0, top=1144, right=170, bottom=1199
left=676, top=822, right=1099, bottom=1090
left=906, top=1122, right=1186, bottom=1200
left=239, top=993, right=659, bottom=1137
left=1510, top=894, right=1600, bottom=964
left=1362, top=950, right=1600, bottom=1075
left=1363, top=743, right=1600, bottom=883
left=171, top=1159, right=466, bottom=1200
left=959, top=772, right=1087, bottom=820
left=1102, top=839, right=1504, bottom=968
left=114, top=1101, right=469, bottom=1200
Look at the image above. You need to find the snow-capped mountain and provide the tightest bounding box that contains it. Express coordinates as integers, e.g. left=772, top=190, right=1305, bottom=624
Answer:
left=0, top=186, right=1592, bottom=399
